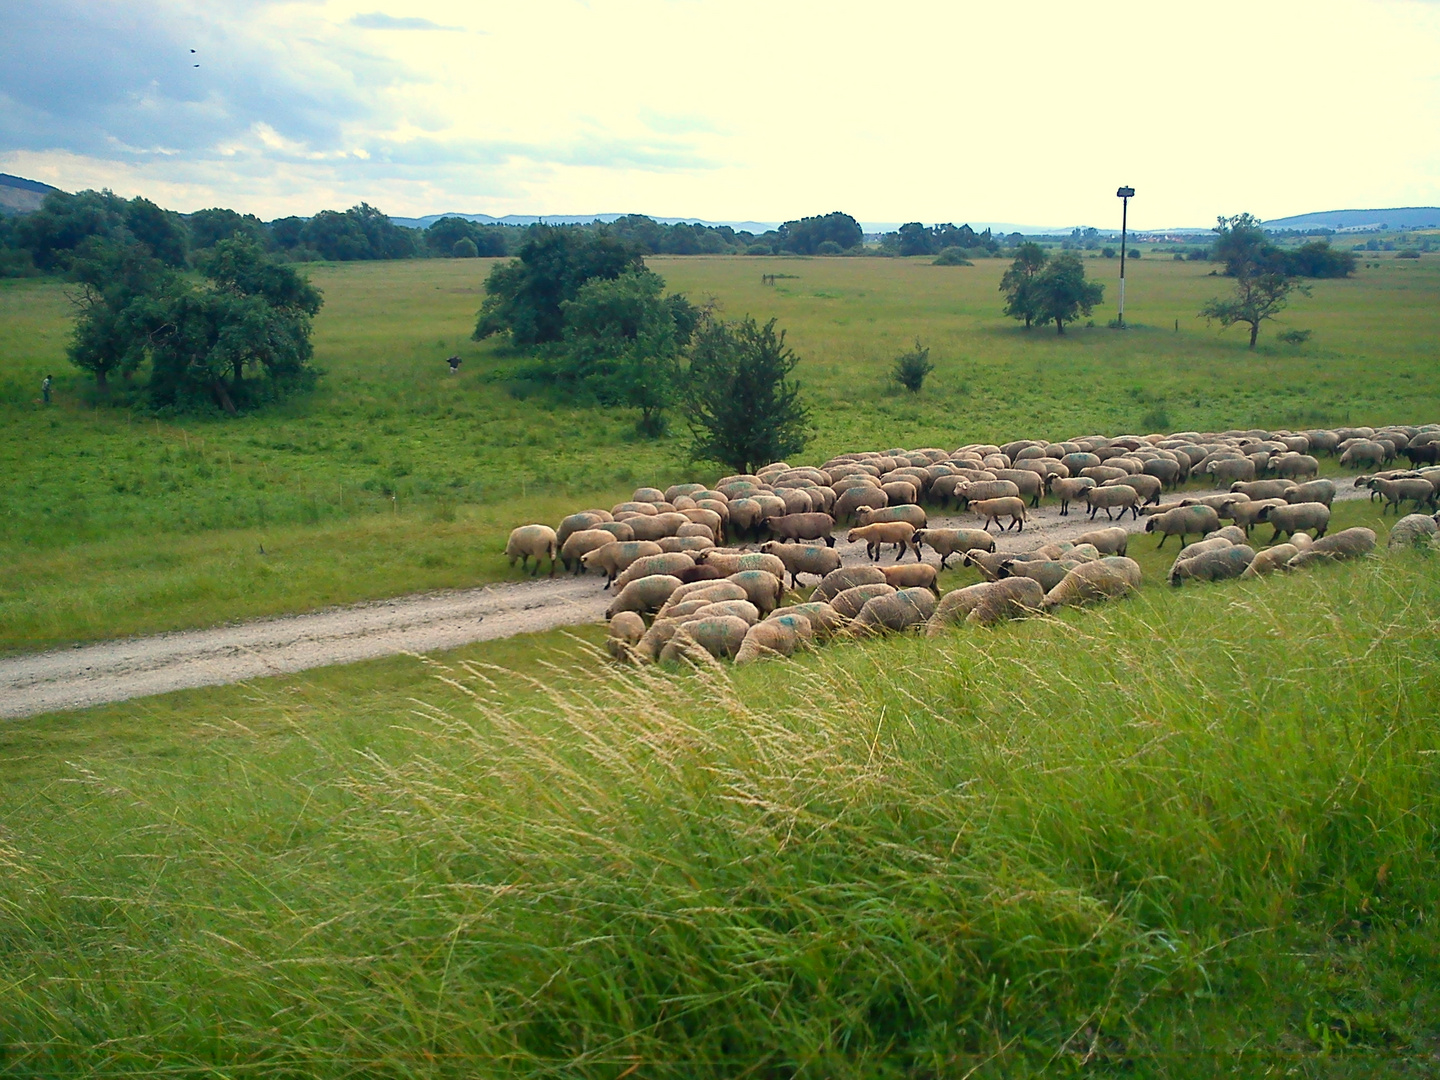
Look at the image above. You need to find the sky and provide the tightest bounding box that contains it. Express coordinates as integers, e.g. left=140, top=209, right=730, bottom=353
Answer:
left=2, top=0, right=1439, bottom=229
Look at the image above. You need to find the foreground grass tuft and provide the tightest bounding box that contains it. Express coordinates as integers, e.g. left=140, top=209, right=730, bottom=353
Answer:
left=3, top=551, right=1439, bottom=1074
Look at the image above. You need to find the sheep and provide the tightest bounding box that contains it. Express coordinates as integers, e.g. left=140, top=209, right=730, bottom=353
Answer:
left=847, top=521, right=917, bottom=560
left=1169, top=544, right=1255, bottom=586
left=1223, top=498, right=1285, bottom=535
left=675, top=522, right=716, bottom=541
left=833, top=484, right=889, bottom=521
left=953, top=479, right=1021, bottom=509
left=1285, top=479, right=1336, bottom=507
left=1230, top=479, right=1297, bottom=501
left=612, top=500, right=660, bottom=517
left=1048, top=476, right=1097, bottom=516
left=928, top=577, right=1045, bottom=631
left=972, top=496, right=1028, bottom=532
left=658, top=579, right=749, bottom=615
left=675, top=563, right=725, bottom=585
left=1142, top=458, right=1183, bottom=488
left=998, top=558, right=1079, bottom=594
left=962, top=549, right=1017, bottom=581
left=561, top=528, right=624, bottom=574
left=849, top=587, right=938, bottom=635
left=594, top=520, right=636, bottom=543
left=1287, top=527, right=1377, bottom=569
left=1040, top=557, right=1143, bottom=611
left=1241, top=543, right=1300, bottom=577
left=879, top=563, right=940, bottom=593
left=726, top=498, right=766, bottom=542
left=1183, top=492, right=1252, bottom=513
left=1168, top=536, right=1234, bottom=562
left=556, top=511, right=608, bottom=551
left=1145, top=505, right=1221, bottom=548
left=691, top=599, right=761, bottom=625
left=604, top=574, right=683, bottom=619
left=660, top=616, right=752, bottom=663
left=613, top=552, right=697, bottom=590
left=1206, top=525, right=1249, bottom=545
left=812, top=565, right=888, bottom=601
left=1081, top=484, right=1141, bottom=522
left=857, top=504, right=928, bottom=530
left=605, top=611, right=646, bottom=661
left=657, top=536, right=714, bottom=556
left=1386, top=513, right=1439, bottom=549
left=1270, top=453, right=1320, bottom=480
left=830, top=582, right=897, bottom=620
left=1256, top=501, right=1331, bottom=543
left=1080, top=465, right=1131, bottom=485
left=625, top=512, right=691, bottom=541
left=694, top=550, right=788, bottom=580
left=505, top=524, right=559, bottom=576
left=768, top=601, right=845, bottom=640
left=1072, top=527, right=1128, bottom=556
left=734, top=619, right=805, bottom=664
left=766, top=512, right=837, bottom=545
left=665, top=482, right=707, bottom=503
left=1104, top=473, right=1162, bottom=505
left=1339, top=440, right=1386, bottom=470
left=911, top=527, right=995, bottom=568
left=991, top=469, right=1046, bottom=507
left=1367, top=476, right=1437, bottom=514
left=758, top=541, right=843, bottom=588
left=1207, top=457, right=1256, bottom=484
left=580, top=540, right=665, bottom=587
left=880, top=480, right=919, bottom=506
left=727, top=570, right=785, bottom=615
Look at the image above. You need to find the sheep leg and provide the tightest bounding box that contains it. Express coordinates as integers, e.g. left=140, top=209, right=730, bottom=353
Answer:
left=1156, top=533, right=1168, bottom=549
left=1059, top=501, right=1068, bottom=516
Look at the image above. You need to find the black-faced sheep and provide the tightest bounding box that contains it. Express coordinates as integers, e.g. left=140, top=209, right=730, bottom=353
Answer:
left=1241, top=542, right=1301, bottom=577
left=1287, top=527, right=1377, bottom=568
left=812, top=565, right=888, bottom=602
left=1256, top=501, right=1330, bottom=542
left=846, top=521, right=917, bottom=560
left=1285, top=479, right=1336, bottom=507
left=857, top=504, right=928, bottom=530
left=1104, top=473, right=1162, bottom=505
left=769, top=601, right=845, bottom=640
left=911, top=527, right=995, bottom=567
left=613, top=552, right=698, bottom=590
left=758, top=541, right=843, bottom=588
left=694, top=550, right=788, bottom=580
left=1040, top=557, right=1143, bottom=610
left=734, top=619, right=806, bottom=664
left=1048, top=476, right=1097, bottom=516
left=561, top=528, right=622, bottom=574
left=972, top=496, right=1028, bottom=532
left=1081, top=484, right=1141, bottom=522
left=764, top=512, right=837, bottom=545
left=1387, top=513, right=1440, bottom=549
left=1168, top=544, right=1255, bottom=586
left=1339, top=440, right=1386, bottom=470
left=605, top=574, right=683, bottom=619
left=727, top=570, right=785, bottom=615
left=879, top=563, right=939, bottom=593
left=660, top=616, right=751, bottom=663
left=953, top=479, right=1021, bottom=510
left=1367, top=476, right=1437, bottom=514
left=849, top=587, right=937, bottom=635
left=505, top=525, right=559, bottom=576
left=580, top=540, right=665, bottom=586
left=830, top=582, right=897, bottom=620
left=1144, top=505, right=1221, bottom=548
left=938, top=577, right=1046, bottom=629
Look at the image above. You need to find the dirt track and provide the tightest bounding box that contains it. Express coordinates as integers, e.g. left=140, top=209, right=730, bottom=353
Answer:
left=0, top=487, right=1367, bottom=719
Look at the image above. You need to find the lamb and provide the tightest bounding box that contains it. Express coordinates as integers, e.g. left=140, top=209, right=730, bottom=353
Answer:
left=1169, top=544, right=1255, bottom=586
left=911, top=527, right=995, bottom=568
left=605, top=611, right=646, bottom=661
left=857, top=504, right=928, bottom=530
left=504, top=524, right=559, bottom=576
left=768, top=601, right=845, bottom=640
left=1287, top=527, right=1377, bottom=568
left=830, top=582, right=897, bottom=620
left=726, top=570, right=786, bottom=615
left=758, top=541, right=843, bottom=588
left=1256, top=501, right=1330, bottom=543
left=580, top=540, right=665, bottom=586
left=812, top=565, right=888, bottom=601
left=972, top=496, right=1028, bottom=532
left=1367, top=476, right=1437, bottom=514
left=1040, top=557, right=1143, bottom=610
left=849, top=587, right=938, bottom=635
left=766, top=512, right=837, bottom=545
left=560, top=528, right=624, bottom=574
left=604, top=574, right=683, bottom=619
left=847, top=521, right=917, bottom=560
left=1081, top=484, right=1141, bottom=522
left=1386, top=513, right=1439, bottom=549
left=1048, top=476, right=1097, bottom=516
left=660, top=616, right=751, bottom=663
left=1241, top=543, right=1300, bottom=577
left=1285, top=479, right=1336, bottom=507
left=613, top=552, right=697, bottom=590
left=1144, top=504, right=1221, bottom=548
left=734, top=618, right=806, bottom=664
left=879, top=563, right=940, bottom=593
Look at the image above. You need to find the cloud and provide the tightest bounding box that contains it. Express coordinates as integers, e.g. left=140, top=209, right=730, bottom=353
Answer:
left=349, top=12, right=463, bottom=31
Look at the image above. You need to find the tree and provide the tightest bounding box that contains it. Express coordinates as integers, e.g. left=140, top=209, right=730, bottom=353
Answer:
left=473, top=226, right=643, bottom=346
left=776, top=212, right=863, bottom=255
left=1285, top=241, right=1356, bottom=278
left=66, top=239, right=173, bottom=392
left=188, top=207, right=269, bottom=252
left=686, top=316, right=810, bottom=474
left=892, top=338, right=934, bottom=392
left=1199, top=268, right=1308, bottom=349
left=999, top=242, right=1049, bottom=328
left=1032, top=253, right=1104, bottom=334
left=897, top=222, right=935, bottom=257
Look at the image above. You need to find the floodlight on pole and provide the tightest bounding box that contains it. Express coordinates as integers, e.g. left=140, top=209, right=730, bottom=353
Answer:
left=1116, top=186, right=1135, bottom=326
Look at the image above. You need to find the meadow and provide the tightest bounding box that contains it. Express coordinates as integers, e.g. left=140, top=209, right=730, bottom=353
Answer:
left=3, top=249, right=1440, bottom=1073
left=2, top=251, right=1438, bottom=650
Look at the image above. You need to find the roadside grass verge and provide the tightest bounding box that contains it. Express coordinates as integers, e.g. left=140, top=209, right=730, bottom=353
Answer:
left=3, top=542, right=1438, bottom=1075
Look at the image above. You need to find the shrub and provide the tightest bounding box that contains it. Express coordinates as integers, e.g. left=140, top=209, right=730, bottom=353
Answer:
left=1278, top=328, right=1313, bottom=345
left=452, top=238, right=479, bottom=258
left=1396, top=250, right=1420, bottom=260
left=1102, top=247, right=1116, bottom=258
left=932, top=247, right=973, bottom=266
left=891, top=338, right=934, bottom=392
left=815, top=240, right=843, bottom=255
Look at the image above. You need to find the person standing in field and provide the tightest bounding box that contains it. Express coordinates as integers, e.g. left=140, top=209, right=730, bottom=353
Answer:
left=41, top=374, right=52, bottom=405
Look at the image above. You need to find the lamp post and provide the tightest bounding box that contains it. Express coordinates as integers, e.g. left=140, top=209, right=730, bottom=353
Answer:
left=1116, top=186, right=1135, bottom=326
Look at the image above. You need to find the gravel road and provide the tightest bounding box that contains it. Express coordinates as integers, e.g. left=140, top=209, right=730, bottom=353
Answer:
left=0, top=486, right=1366, bottom=719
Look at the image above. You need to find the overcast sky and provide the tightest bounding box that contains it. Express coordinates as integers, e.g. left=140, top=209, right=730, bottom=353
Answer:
left=3, top=0, right=1438, bottom=228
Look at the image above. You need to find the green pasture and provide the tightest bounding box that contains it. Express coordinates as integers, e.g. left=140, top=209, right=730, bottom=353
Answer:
left=3, top=506, right=1438, bottom=1074
left=2, top=252, right=1437, bottom=650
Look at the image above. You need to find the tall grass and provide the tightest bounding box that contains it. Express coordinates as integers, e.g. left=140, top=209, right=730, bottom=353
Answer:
left=4, top=552, right=1438, bottom=1074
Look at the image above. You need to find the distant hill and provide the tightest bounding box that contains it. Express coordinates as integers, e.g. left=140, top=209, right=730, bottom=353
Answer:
left=1264, top=207, right=1440, bottom=231
left=388, top=211, right=782, bottom=233
left=0, top=173, right=61, bottom=216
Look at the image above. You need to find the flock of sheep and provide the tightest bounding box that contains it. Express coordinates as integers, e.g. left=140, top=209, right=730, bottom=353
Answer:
left=503, top=423, right=1440, bottom=666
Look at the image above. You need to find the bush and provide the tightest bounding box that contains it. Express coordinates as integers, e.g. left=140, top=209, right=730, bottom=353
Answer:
left=932, top=247, right=973, bottom=266
left=744, top=243, right=772, bottom=256
left=1101, top=247, right=1116, bottom=258
left=815, top=240, right=843, bottom=255
left=452, top=238, right=479, bottom=258
left=891, top=338, right=934, bottom=392
left=1278, top=328, right=1313, bottom=345
left=1396, top=250, right=1421, bottom=260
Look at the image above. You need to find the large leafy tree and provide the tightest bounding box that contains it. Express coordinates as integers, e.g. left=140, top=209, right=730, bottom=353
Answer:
left=66, top=239, right=173, bottom=392
left=473, top=226, right=643, bottom=346
left=686, top=316, right=811, bottom=474
left=18, top=189, right=188, bottom=271
left=187, top=207, right=270, bottom=252
left=777, top=212, right=863, bottom=255
left=1032, top=253, right=1104, bottom=334
left=999, top=242, right=1049, bottom=329
left=1201, top=214, right=1310, bottom=349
